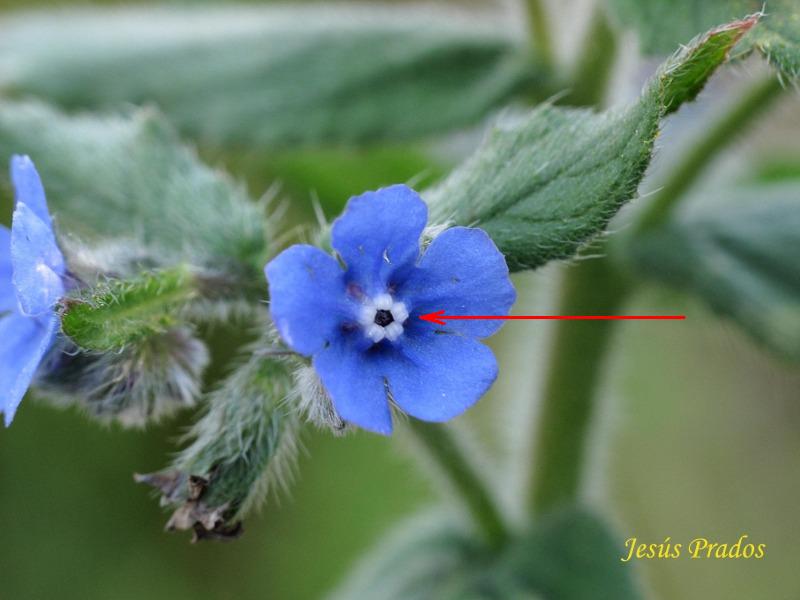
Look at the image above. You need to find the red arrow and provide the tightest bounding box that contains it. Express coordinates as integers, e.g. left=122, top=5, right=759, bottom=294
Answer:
left=419, top=309, right=685, bottom=325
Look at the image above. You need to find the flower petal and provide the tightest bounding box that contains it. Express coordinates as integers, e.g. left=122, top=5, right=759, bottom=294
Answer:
left=332, top=185, right=427, bottom=295
left=11, top=155, right=52, bottom=230
left=313, top=341, right=393, bottom=435
left=265, top=244, right=353, bottom=356
left=0, top=312, right=58, bottom=426
left=400, top=227, right=516, bottom=338
left=387, top=332, right=498, bottom=422
left=0, top=226, right=15, bottom=313
left=11, top=202, right=65, bottom=316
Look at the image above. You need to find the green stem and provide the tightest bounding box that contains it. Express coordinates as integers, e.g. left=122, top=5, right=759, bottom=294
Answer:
left=525, top=72, right=783, bottom=518
left=528, top=256, right=630, bottom=516
left=567, top=4, right=618, bottom=108
left=633, top=74, right=784, bottom=234
left=406, top=419, right=509, bottom=549
left=527, top=75, right=784, bottom=517
left=525, top=0, right=555, bottom=71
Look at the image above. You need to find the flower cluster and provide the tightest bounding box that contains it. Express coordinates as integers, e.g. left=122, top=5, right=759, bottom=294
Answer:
left=1, top=163, right=516, bottom=440
left=266, top=185, right=515, bottom=435
left=0, top=156, right=65, bottom=426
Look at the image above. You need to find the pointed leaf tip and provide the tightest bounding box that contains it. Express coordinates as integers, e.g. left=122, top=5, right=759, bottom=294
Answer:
left=657, top=14, right=762, bottom=115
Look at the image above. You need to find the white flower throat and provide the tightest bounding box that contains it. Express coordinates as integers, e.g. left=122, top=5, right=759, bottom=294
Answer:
left=358, top=293, right=409, bottom=343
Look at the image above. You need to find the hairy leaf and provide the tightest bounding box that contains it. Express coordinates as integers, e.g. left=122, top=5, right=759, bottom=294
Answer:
left=631, top=183, right=800, bottom=360
left=425, top=17, right=756, bottom=271
left=326, top=511, right=488, bottom=600
left=60, top=266, right=196, bottom=351
left=328, top=508, right=641, bottom=600
left=137, top=345, right=299, bottom=541
left=0, top=100, right=268, bottom=274
left=497, top=509, right=641, bottom=599
left=609, top=0, right=800, bottom=79
left=0, top=5, right=540, bottom=147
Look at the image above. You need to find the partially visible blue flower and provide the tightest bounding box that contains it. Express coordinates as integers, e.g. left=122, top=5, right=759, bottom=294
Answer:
left=266, top=185, right=515, bottom=435
left=0, top=156, right=65, bottom=426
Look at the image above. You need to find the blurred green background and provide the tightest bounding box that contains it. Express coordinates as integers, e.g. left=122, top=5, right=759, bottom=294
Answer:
left=1, top=1, right=799, bottom=599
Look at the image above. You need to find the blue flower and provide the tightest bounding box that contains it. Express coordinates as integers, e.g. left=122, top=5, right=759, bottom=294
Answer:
left=0, top=156, right=65, bottom=426
left=266, top=185, right=515, bottom=435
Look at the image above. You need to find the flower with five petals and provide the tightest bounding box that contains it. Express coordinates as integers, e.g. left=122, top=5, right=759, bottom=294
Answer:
left=265, top=185, right=515, bottom=435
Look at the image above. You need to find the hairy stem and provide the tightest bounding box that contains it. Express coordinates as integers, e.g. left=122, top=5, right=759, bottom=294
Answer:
left=526, top=74, right=783, bottom=516
left=525, top=0, right=555, bottom=71
left=633, top=73, right=784, bottom=234
left=406, top=419, right=510, bottom=549
left=528, top=256, right=629, bottom=516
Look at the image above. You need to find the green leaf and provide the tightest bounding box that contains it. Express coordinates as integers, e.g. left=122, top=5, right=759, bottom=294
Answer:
left=0, top=100, right=268, bottom=275
left=630, top=182, right=800, bottom=360
left=0, top=5, right=541, bottom=147
left=328, top=508, right=642, bottom=600
left=326, top=511, right=488, bottom=600
left=223, top=145, right=447, bottom=217
left=656, top=17, right=761, bottom=114
left=60, top=266, right=196, bottom=351
left=425, top=17, right=755, bottom=271
left=497, top=509, right=641, bottom=600
left=608, top=0, right=800, bottom=79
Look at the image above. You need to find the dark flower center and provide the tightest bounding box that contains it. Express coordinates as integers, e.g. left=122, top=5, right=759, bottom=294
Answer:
left=374, top=309, right=394, bottom=327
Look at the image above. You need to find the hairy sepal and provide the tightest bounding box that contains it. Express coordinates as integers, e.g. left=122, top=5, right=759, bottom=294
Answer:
left=136, top=345, right=300, bottom=541
left=60, top=265, right=197, bottom=352
left=36, top=327, right=209, bottom=427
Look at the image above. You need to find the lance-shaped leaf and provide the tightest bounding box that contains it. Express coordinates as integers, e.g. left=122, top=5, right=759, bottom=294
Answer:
left=425, top=17, right=757, bottom=271
left=328, top=508, right=641, bottom=599
left=136, top=345, right=299, bottom=541
left=630, top=182, right=800, bottom=361
left=608, top=0, right=800, bottom=79
left=0, top=5, right=541, bottom=148
left=0, top=100, right=268, bottom=274
left=60, top=266, right=197, bottom=352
